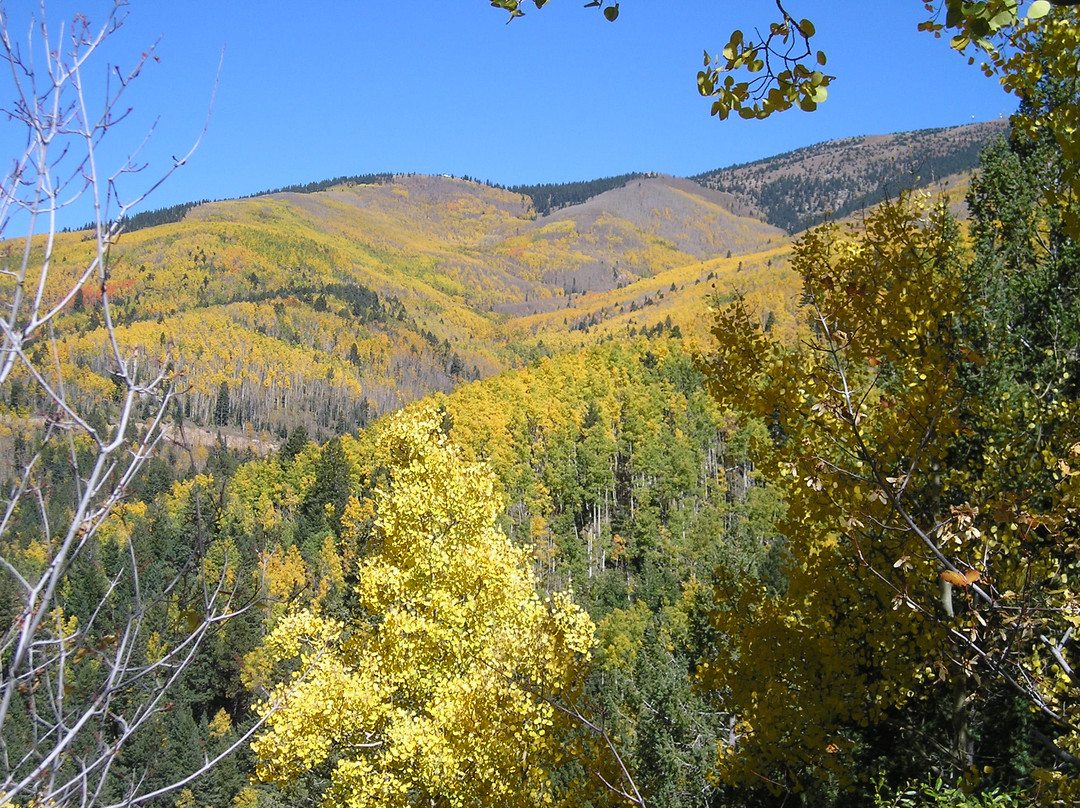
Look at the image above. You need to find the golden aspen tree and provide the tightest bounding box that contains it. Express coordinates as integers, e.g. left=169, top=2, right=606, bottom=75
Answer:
left=250, top=404, right=595, bottom=808
left=699, top=195, right=1080, bottom=799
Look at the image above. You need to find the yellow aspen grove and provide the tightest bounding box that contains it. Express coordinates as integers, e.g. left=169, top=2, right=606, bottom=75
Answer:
left=249, top=404, right=595, bottom=808
left=699, top=195, right=1080, bottom=800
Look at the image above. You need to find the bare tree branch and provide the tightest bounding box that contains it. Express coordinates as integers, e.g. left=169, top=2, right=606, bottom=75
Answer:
left=0, top=5, right=265, bottom=807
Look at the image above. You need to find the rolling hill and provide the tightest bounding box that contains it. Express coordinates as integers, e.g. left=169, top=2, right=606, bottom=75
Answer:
left=5, top=120, right=1004, bottom=451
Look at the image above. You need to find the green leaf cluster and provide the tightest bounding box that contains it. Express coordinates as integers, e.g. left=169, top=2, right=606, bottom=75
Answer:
left=699, top=22, right=831, bottom=120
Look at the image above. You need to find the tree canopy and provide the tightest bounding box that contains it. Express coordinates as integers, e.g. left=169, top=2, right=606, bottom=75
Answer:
left=697, top=34, right=1080, bottom=800
left=249, top=405, right=595, bottom=808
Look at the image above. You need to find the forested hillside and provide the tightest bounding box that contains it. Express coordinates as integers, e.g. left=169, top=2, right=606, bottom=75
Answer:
left=7, top=119, right=994, bottom=455
left=7, top=96, right=1067, bottom=808
left=0, top=331, right=781, bottom=808
left=6, top=170, right=794, bottom=452
left=693, top=120, right=1007, bottom=232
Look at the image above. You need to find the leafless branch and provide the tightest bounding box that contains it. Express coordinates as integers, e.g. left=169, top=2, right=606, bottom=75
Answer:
left=0, top=5, right=263, bottom=807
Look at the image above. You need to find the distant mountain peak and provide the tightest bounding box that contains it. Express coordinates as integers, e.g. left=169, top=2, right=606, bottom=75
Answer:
left=691, top=119, right=1008, bottom=233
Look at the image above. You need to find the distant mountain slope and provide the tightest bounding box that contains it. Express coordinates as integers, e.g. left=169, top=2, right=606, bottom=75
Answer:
left=490, top=174, right=786, bottom=318
left=25, top=121, right=1002, bottom=444
left=542, top=175, right=782, bottom=260
left=508, top=172, right=653, bottom=216
left=692, top=119, right=1007, bottom=233
left=39, top=172, right=780, bottom=441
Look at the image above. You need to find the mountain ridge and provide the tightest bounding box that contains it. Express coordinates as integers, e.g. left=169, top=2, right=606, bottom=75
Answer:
left=691, top=119, right=1008, bottom=232
left=18, top=120, right=1005, bottom=448
left=113, top=120, right=1004, bottom=239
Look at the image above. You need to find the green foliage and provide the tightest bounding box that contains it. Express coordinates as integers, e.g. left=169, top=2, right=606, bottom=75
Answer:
left=214, top=380, right=231, bottom=426
left=280, top=424, right=310, bottom=464
left=940, top=4, right=1080, bottom=220
left=302, top=436, right=353, bottom=527
left=698, top=16, right=832, bottom=120
left=966, top=66, right=1080, bottom=398
left=874, top=776, right=1028, bottom=808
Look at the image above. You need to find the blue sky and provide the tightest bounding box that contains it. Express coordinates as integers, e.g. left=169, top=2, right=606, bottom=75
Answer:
left=2, top=1, right=1018, bottom=227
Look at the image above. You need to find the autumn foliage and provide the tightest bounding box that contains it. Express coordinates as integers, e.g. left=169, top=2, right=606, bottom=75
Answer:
left=249, top=406, right=595, bottom=808
left=700, top=186, right=1080, bottom=801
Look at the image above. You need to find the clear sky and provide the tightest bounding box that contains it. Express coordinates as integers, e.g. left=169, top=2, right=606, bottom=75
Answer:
left=2, top=1, right=1019, bottom=227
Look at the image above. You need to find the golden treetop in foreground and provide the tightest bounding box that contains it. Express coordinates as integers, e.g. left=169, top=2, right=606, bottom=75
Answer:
left=250, top=404, right=595, bottom=808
